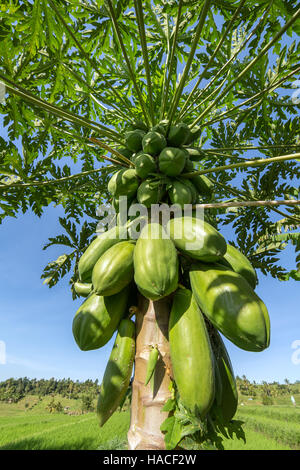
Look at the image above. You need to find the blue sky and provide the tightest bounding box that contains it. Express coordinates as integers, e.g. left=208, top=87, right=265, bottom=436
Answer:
left=0, top=202, right=299, bottom=385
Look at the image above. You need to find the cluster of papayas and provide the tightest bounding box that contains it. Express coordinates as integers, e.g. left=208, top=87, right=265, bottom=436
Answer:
left=71, top=227, right=138, bottom=427
left=165, top=216, right=269, bottom=422
left=71, top=119, right=270, bottom=428
left=110, top=120, right=213, bottom=212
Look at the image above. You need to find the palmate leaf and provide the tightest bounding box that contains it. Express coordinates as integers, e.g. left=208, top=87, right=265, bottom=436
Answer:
left=41, top=215, right=97, bottom=288
left=41, top=252, right=75, bottom=288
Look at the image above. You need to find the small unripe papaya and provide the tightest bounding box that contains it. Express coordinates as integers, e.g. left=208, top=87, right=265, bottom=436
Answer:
left=97, top=318, right=135, bottom=426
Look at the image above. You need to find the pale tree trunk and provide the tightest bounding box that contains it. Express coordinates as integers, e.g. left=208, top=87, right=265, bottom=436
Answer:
left=127, top=294, right=173, bottom=450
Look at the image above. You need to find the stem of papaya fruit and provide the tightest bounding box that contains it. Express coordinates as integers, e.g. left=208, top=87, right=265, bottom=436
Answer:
left=127, top=293, right=173, bottom=450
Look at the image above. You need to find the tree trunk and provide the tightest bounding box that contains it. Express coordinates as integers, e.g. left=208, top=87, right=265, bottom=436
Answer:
left=127, top=294, right=173, bottom=450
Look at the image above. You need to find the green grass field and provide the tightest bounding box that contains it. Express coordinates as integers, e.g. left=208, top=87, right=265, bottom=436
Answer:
left=0, top=396, right=299, bottom=450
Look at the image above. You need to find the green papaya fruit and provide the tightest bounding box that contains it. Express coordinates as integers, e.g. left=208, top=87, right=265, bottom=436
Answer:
left=97, top=318, right=135, bottom=426
left=92, top=241, right=135, bottom=296
left=189, top=262, right=270, bottom=352
left=167, top=216, right=227, bottom=262
left=168, top=181, right=192, bottom=207
left=167, top=123, right=191, bottom=147
left=134, top=223, right=179, bottom=300
left=158, top=147, right=187, bottom=176
left=183, top=157, right=194, bottom=173
left=117, top=147, right=133, bottom=159
left=158, top=119, right=170, bottom=134
left=134, top=153, right=156, bottom=179
left=190, top=174, right=214, bottom=197
left=78, top=226, right=127, bottom=282
left=137, top=178, right=165, bottom=207
left=72, top=287, right=130, bottom=351
left=145, top=346, right=159, bottom=385
left=74, top=281, right=92, bottom=297
left=112, top=195, right=134, bottom=212
left=213, top=352, right=223, bottom=408
left=184, top=148, right=205, bottom=161
left=169, top=287, right=215, bottom=417
left=184, top=126, right=202, bottom=146
left=142, top=131, right=167, bottom=156
left=218, top=244, right=257, bottom=289
left=107, top=169, right=139, bottom=198
left=127, top=199, right=146, bottom=223
left=210, top=328, right=238, bottom=423
left=128, top=120, right=148, bottom=132
left=130, top=150, right=144, bottom=164
left=151, top=124, right=167, bottom=136
left=180, top=178, right=198, bottom=204
left=125, top=129, right=146, bottom=152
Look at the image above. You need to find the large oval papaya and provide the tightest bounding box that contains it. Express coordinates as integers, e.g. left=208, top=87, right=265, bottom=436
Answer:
left=169, top=287, right=215, bottom=417
left=134, top=223, right=178, bottom=300
left=167, top=216, right=227, bottom=262
left=189, top=262, right=270, bottom=352
left=210, top=328, right=238, bottom=424
left=78, top=226, right=127, bottom=282
left=72, top=286, right=130, bottom=351
left=97, top=318, right=135, bottom=426
left=219, top=244, right=257, bottom=289
left=92, top=241, right=135, bottom=296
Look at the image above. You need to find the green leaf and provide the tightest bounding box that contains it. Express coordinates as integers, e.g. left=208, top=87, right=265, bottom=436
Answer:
left=160, top=415, right=183, bottom=450
left=161, top=398, right=176, bottom=412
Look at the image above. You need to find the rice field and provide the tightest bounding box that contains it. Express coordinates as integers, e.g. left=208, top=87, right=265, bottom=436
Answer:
left=0, top=398, right=299, bottom=450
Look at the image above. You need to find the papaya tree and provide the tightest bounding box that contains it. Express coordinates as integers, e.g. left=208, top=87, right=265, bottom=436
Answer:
left=0, top=0, right=300, bottom=450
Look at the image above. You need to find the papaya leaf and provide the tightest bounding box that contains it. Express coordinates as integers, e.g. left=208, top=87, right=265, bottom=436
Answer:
left=161, top=398, right=176, bottom=413
left=160, top=415, right=183, bottom=450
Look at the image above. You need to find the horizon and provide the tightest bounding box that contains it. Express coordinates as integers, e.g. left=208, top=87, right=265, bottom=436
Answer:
left=0, top=375, right=299, bottom=386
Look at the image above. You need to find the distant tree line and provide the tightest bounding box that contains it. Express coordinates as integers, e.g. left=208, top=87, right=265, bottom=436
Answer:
left=0, top=377, right=100, bottom=403
left=0, top=376, right=299, bottom=404
left=236, top=376, right=300, bottom=399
